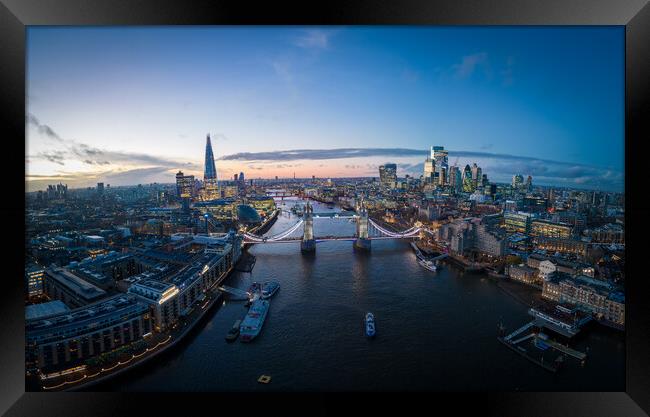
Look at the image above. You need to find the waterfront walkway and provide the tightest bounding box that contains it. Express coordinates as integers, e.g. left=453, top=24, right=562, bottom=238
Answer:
left=37, top=261, right=239, bottom=391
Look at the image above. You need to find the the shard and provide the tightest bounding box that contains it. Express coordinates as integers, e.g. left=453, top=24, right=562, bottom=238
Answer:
left=204, top=134, right=217, bottom=181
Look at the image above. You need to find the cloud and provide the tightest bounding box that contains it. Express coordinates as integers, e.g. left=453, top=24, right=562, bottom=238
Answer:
left=453, top=52, right=488, bottom=79
left=83, top=159, right=111, bottom=165
left=28, top=114, right=200, bottom=170
left=26, top=113, right=64, bottom=142
left=220, top=148, right=427, bottom=162
left=37, top=151, right=66, bottom=165
left=293, top=29, right=334, bottom=50
left=67, top=143, right=197, bottom=169
left=219, top=147, right=623, bottom=192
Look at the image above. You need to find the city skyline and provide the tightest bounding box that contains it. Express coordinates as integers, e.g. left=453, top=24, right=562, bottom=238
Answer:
left=26, top=26, right=624, bottom=192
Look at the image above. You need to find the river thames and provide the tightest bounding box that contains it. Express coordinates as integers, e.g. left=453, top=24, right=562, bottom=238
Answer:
left=97, top=198, right=624, bottom=391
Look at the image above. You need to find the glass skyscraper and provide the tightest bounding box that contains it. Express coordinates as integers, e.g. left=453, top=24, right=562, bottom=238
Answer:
left=204, top=134, right=218, bottom=182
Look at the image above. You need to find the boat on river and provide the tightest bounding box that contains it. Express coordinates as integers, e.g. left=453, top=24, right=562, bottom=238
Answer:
left=225, top=319, right=242, bottom=342
left=240, top=299, right=270, bottom=342
left=418, top=258, right=437, bottom=272
left=261, top=281, right=280, bottom=299
left=365, top=312, right=376, bottom=338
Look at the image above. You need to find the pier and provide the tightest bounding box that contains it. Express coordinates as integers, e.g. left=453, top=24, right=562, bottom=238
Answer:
left=498, top=306, right=589, bottom=373
left=218, top=285, right=250, bottom=301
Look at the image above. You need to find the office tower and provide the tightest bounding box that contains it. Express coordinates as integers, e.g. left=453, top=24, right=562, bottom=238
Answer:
left=431, top=146, right=448, bottom=185
left=482, top=174, right=488, bottom=188
left=526, top=175, right=533, bottom=192
left=239, top=172, right=244, bottom=183
left=449, top=166, right=462, bottom=193
left=379, top=163, right=397, bottom=188
left=234, top=174, right=238, bottom=181
left=97, top=183, right=104, bottom=194
left=438, top=166, right=447, bottom=186
left=463, top=164, right=474, bottom=192
left=176, top=171, right=195, bottom=198
left=512, top=174, right=524, bottom=189
left=423, top=155, right=435, bottom=184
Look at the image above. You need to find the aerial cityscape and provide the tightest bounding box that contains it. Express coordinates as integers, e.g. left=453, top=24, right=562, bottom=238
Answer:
left=25, top=27, right=624, bottom=391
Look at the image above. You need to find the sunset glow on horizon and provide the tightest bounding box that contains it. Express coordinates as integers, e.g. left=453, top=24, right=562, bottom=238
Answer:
left=26, top=26, right=624, bottom=192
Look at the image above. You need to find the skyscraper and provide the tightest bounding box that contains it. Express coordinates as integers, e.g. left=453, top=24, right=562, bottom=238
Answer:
left=512, top=174, right=524, bottom=189
left=463, top=165, right=474, bottom=192
left=379, top=163, right=397, bottom=188
left=204, top=134, right=218, bottom=182
left=176, top=171, right=194, bottom=198
left=423, top=155, right=435, bottom=184
left=431, top=146, right=448, bottom=186
left=449, top=166, right=462, bottom=193
left=203, top=134, right=219, bottom=199
left=475, top=167, right=482, bottom=188
left=471, top=163, right=479, bottom=182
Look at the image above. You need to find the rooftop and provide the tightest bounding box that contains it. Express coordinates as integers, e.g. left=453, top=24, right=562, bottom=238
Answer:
left=46, top=267, right=107, bottom=300
left=25, top=300, right=70, bottom=321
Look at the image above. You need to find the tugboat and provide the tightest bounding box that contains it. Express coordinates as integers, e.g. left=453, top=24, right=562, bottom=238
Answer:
left=225, top=319, right=242, bottom=342
left=261, top=281, right=280, bottom=299
left=365, top=312, right=376, bottom=338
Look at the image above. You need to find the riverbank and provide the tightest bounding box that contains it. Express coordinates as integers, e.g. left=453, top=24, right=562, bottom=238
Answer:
left=443, top=254, right=485, bottom=272
left=69, top=291, right=225, bottom=391
left=36, top=257, right=241, bottom=392
left=249, top=208, right=280, bottom=235
left=495, top=278, right=545, bottom=309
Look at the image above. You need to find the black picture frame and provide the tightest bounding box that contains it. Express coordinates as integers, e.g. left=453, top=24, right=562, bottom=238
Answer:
left=2, top=0, right=649, bottom=415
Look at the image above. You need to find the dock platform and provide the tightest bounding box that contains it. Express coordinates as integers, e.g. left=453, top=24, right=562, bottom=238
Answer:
left=497, top=337, right=559, bottom=373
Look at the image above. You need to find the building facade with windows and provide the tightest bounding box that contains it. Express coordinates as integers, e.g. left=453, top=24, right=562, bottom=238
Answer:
left=531, top=219, right=572, bottom=239
left=44, top=267, right=107, bottom=308
left=508, top=264, right=539, bottom=285
left=26, top=264, right=45, bottom=298
left=26, top=294, right=151, bottom=372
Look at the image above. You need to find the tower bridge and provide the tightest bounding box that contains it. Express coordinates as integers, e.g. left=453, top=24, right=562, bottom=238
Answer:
left=241, top=201, right=424, bottom=253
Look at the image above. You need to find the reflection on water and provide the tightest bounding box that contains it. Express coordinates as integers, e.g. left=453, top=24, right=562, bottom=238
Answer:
left=99, top=198, right=624, bottom=392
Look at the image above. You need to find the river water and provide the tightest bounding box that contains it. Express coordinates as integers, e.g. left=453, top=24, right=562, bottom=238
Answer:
left=99, top=198, right=624, bottom=391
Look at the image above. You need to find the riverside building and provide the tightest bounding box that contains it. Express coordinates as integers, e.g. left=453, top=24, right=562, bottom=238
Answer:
left=26, top=294, right=152, bottom=372
left=44, top=267, right=107, bottom=308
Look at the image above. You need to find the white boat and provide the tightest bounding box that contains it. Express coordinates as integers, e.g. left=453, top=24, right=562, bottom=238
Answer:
left=261, top=281, right=280, bottom=299
left=418, top=258, right=437, bottom=272
left=365, top=312, right=376, bottom=338
left=240, top=299, right=270, bottom=342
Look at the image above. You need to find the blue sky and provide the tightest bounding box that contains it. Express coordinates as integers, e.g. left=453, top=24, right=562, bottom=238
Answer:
left=26, top=26, right=624, bottom=191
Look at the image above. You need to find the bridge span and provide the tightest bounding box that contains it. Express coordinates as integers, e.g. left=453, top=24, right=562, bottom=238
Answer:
left=241, top=201, right=425, bottom=253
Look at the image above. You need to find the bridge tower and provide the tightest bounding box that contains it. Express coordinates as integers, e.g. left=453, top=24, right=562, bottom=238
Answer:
left=354, top=200, right=371, bottom=251
left=300, top=201, right=316, bottom=253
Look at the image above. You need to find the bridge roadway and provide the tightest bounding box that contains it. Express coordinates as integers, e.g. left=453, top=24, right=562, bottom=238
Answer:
left=243, top=235, right=417, bottom=244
